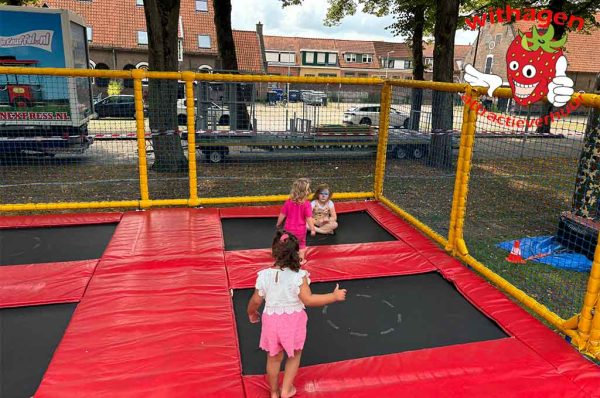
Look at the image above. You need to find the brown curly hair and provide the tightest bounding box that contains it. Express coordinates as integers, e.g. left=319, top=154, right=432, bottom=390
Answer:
left=272, top=229, right=301, bottom=272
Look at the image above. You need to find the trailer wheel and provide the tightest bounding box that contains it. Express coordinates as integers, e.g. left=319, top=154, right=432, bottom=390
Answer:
left=208, top=150, right=225, bottom=163
left=411, top=145, right=427, bottom=159
left=394, top=145, right=409, bottom=159
left=12, top=97, right=31, bottom=108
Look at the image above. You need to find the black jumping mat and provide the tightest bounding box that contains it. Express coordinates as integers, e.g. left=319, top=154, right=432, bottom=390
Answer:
left=0, top=223, right=117, bottom=266
left=0, top=303, right=77, bottom=398
left=233, top=273, right=508, bottom=375
left=222, top=211, right=396, bottom=251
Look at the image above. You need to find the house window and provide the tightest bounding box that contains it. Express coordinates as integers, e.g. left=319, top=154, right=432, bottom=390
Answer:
left=345, top=72, right=355, bottom=77
left=484, top=55, right=493, bottom=74
left=425, top=58, right=433, bottom=66
left=266, top=52, right=279, bottom=63
left=304, top=74, right=315, bottom=77
left=495, top=34, right=501, bottom=45
left=318, top=73, right=336, bottom=77
left=178, top=39, right=183, bottom=62
left=86, top=27, right=92, bottom=42
left=362, top=54, right=372, bottom=63
left=198, top=35, right=211, bottom=48
left=195, top=0, right=208, bottom=11
left=387, top=59, right=394, bottom=68
left=136, top=0, right=143, bottom=5
left=328, top=53, right=337, bottom=65
left=305, top=52, right=314, bottom=63
left=316, top=53, right=326, bottom=64
left=280, top=52, right=295, bottom=64
left=345, top=53, right=356, bottom=62
left=137, top=31, right=148, bottom=45
left=404, top=60, right=412, bottom=69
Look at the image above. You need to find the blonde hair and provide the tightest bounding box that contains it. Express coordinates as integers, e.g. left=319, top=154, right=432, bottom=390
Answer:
left=290, top=178, right=311, bottom=203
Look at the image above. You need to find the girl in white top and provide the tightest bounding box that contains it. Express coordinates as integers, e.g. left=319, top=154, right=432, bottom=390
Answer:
left=309, top=183, right=338, bottom=235
left=247, top=229, right=347, bottom=398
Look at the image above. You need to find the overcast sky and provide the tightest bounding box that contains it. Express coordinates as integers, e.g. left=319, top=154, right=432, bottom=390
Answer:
left=231, top=0, right=477, bottom=44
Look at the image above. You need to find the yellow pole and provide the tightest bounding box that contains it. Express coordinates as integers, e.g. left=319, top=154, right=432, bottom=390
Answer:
left=182, top=72, right=199, bottom=206
left=374, top=82, right=392, bottom=198
left=575, top=231, right=600, bottom=351
left=451, top=89, right=478, bottom=257
left=447, top=87, right=474, bottom=251
left=132, top=69, right=150, bottom=208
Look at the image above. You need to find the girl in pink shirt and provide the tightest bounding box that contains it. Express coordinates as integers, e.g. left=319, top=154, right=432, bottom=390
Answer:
left=276, top=178, right=316, bottom=263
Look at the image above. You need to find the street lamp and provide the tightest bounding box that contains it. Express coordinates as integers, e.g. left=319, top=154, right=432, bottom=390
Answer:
left=385, top=50, right=395, bottom=78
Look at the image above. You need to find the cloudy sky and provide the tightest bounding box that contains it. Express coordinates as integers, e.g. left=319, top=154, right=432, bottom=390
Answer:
left=231, top=0, right=477, bottom=44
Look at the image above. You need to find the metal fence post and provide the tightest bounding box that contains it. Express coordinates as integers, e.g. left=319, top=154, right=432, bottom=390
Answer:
left=132, top=68, right=150, bottom=208
left=374, top=81, right=392, bottom=198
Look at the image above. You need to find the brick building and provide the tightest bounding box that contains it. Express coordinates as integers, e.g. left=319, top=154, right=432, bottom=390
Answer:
left=463, top=13, right=600, bottom=92
left=263, top=35, right=420, bottom=78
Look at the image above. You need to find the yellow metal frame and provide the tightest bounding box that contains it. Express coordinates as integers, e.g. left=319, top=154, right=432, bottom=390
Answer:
left=2, top=66, right=600, bottom=359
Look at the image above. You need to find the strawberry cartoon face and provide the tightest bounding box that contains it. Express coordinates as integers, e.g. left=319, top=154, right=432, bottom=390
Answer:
left=506, top=26, right=566, bottom=106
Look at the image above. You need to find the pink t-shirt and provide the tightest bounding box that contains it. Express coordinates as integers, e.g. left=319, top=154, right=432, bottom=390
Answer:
left=282, top=199, right=312, bottom=234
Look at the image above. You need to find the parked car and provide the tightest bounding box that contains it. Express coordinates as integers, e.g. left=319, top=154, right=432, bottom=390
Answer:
left=302, top=90, right=327, bottom=106
left=94, top=95, right=137, bottom=119
left=177, top=99, right=230, bottom=127
left=343, top=105, right=409, bottom=128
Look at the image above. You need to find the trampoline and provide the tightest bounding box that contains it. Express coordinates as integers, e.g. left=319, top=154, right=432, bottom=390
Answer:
left=222, top=211, right=396, bottom=250
left=1, top=203, right=600, bottom=397
left=0, top=303, right=77, bottom=398
left=0, top=224, right=117, bottom=266
left=233, top=273, right=508, bottom=375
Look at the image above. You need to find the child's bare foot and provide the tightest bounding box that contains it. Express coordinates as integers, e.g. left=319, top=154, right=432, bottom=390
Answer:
left=281, top=385, right=296, bottom=398
left=270, top=390, right=280, bottom=398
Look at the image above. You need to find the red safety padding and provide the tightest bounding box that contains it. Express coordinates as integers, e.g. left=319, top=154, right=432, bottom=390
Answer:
left=0, top=212, right=122, bottom=229
left=431, top=250, right=600, bottom=397
left=243, top=338, right=592, bottom=397
left=100, top=208, right=225, bottom=267
left=36, top=260, right=244, bottom=398
left=226, top=241, right=436, bottom=289
left=0, top=260, right=97, bottom=308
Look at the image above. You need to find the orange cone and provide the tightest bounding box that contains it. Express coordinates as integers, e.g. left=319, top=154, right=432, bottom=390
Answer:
left=506, top=240, right=526, bottom=264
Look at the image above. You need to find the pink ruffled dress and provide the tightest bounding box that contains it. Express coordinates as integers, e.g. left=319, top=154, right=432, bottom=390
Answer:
left=255, top=267, right=310, bottom=357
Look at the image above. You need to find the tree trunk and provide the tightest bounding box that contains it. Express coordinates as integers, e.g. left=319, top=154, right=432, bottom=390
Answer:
left=428, top=0, right=458, bottom=168
left=143, top=0, right=187, bottom=172
left=409, top=5, right=425, bottom=131
left=536, top=0, right=566, bottom=135
left=213, top=0, right=251, bottom=130
left=572, top=72, right=600, bottom=218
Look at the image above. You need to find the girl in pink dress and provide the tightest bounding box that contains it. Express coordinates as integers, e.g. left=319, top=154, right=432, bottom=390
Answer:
left=247, top=230, right=347, bottom=398
left=276, top=178, right=316, bottom=263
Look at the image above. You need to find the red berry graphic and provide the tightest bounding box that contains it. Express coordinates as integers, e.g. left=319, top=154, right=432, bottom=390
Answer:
left=506, top=26, right=567, bottom=106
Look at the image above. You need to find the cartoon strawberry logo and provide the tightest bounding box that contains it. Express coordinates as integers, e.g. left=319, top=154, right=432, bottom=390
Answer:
left=506, top=25, right=566, bottom=106
left=464, top=25, right=574, bottom=108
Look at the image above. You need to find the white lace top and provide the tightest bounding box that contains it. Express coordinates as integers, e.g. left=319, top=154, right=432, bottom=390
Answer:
left=255, top=268, right=310, bottom=315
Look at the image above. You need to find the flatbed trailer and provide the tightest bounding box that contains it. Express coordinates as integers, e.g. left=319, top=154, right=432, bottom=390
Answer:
left=182, top=127, right=456, bottom=163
